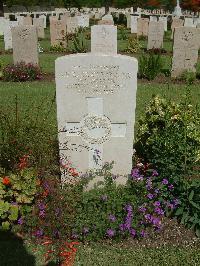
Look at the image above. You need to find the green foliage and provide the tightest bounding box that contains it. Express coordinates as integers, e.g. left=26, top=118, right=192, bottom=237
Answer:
left=175, top=178, right=200, bottom=237
left=49, top=45, right=68, bottom=53
left=0, top=168, right=37, bottom=231
left=71, top=27, right=88, bottom=53
left=177, top=71, right=196, bottom=85
left=134, top=93, right=200, bottom=181
left=2, top=62, right=42, bottom=82
left=138, top=53, right=163, bottom=80
left=118, top=25, right=128, bottom=40
left=0, top=94, right=58, bottom=171
left=0, top=60, right=3, bottom=79
left=126, top=36, right=142, bottom=53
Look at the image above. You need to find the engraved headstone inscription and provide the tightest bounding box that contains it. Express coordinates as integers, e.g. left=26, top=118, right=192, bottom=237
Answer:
left=55, top=54, right=138, bottom=181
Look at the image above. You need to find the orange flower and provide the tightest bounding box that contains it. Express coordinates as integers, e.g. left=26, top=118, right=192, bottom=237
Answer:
left=2, top=176, right=11, bottom=186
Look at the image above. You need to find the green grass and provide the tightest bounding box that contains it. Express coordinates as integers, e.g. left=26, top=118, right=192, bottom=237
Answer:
left=75, top=243, right=200, bottom=266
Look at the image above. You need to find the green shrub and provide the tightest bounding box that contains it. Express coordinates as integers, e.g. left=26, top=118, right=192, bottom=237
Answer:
left=2, top=62, right=42, bottom=82
left=71, top=28, right=88, bottom=53
left=50, top=45, right=68, bottom=53
left=118, top=25, right=128, bottom=40
left=126, top=36, right=141, bottom=53
left=176, top=71, right=196, bottom=85
left=134, top=94, right=200, bottom=181
left=175, top=178, right=200, bottom=237
left=138, top=54, right=163, bottom=80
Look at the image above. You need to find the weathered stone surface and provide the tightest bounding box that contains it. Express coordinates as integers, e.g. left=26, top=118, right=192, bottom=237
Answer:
left=159, top=16, right=167, bottom=31
left=184, top=17, right=195, bottom=27
left=50, top=19, right=66, bottom=47
left=98, top=20, right=114, bottom=25
left=55, top=54, right=138, bottom=180
left=66, top=17, right=78, bottom=33
left=91, top=25, right=117, bottom=54
left=12, top=25, right=38, bottom=65
left=171, top=27, right=200, bottom=77
left=33, top=18, right=45, bottom=39
left=131, top=15, right=139, bottom=34
left=137, top=18, right=149, bottom=37
left=23, top=16, right=32, bottom=26
left=77, top=15, right=89, bottom=28
left=171, top=18, right=184, bottom=39
left=4, top=21, right=18, bottom=50
left=147, top=21, right=164, bottom=49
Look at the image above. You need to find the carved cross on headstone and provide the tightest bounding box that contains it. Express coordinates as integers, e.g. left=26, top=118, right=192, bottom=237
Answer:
left=63, top=97, right=126, bottom=169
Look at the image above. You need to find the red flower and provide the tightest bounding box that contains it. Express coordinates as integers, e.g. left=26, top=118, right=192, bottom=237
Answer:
left=2, top=176, right=11, bottom=186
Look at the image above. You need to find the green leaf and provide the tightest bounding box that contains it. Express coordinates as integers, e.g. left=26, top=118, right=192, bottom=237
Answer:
left=175, top=207, right=184, bottom=216
left=1, top=221, right=10, bottom=230
left=189, top=190, right=194, bottom=201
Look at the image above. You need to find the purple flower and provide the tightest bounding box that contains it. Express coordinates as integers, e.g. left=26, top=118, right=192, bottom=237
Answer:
left=138, top=206, right=147, bottom=213
left=152, top=170, right=159, bottom=176
left=173, top=198, right=179, bottom=207
left=53, top=229, right=60, bottom=238
left=140, top=230, right=147, bottom=238
left=39, top=210, right=45, bottom=218
left=124, top=204, right=133, bottom=213
left=18, top=217, right=23, bottom=225
left=55, top=208, right=61, bottom=217
left=151, top=217, right=161, bottom=228
left=144, top=214, right=152, bottom=221
left=153, top=201, right=161, bottom=207
left=131, top=168, right=144, bottom=181
left=166, top=202, right=174, bottom=209
left=71, top=232, right=79, bottom=239
left=154, top=207, right=164, bottom=216
left=35, top=229, right=43, bottom=238
left=162, top=179, right=169, bottom=185
left=147, top=193, right=154, bottom=200
left=108, top=214, right=116, bottom=222
left=130, top=228, right=136, bottom=238
left=106, top=228, right=115, bottom=238
left=101, top=195, right=108, bottom=201
left=168, top=184, right=174, bottom=191
left=146, top=180, right=152, bottom=190
left=38, top=202, right=45, bottom=210
left=154, top=188, right=160, bottom=194
left=11, top=202, right=18, bottom=206
left=119, top=223, right=126, bottom=232
left=83, top=227, right=89, bottom=235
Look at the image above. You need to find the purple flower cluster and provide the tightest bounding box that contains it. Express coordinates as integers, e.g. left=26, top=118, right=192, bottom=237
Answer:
left=38, top=202, right=46, bottom=218
left=131, top=168, right=144, bottom=181
left=119, top=204, right=136, bottom=238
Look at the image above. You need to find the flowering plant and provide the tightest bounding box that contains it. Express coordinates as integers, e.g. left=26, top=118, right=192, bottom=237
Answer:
left=0, top=158, right=38, bottom=231
left=2, top=62, right=42, bottom=82
left=73, top=163, right=178, bottom=241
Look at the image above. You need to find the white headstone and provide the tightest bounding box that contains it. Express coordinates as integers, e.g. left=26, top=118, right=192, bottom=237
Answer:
left=4, top=21, right=18, bottom=50
left=55, top=53, right=138, bottom=180
left=159, top=16, right=167, bottom=31
left=91, top=25, right=117, bottom=55
left=184, top=17, right=195, bottom=27
left=39, top=15, right=47, bottom=28
left=172, top=27, right=200, bottom=77
left=150, top=16, right=158, bottom=22
left=102, top=14, right=114, bottom=24
left=77, top=15, right=89, bottom=28
left=147, top=21, right=165, bottom=49
left=131, top=16, right=139, bottom=34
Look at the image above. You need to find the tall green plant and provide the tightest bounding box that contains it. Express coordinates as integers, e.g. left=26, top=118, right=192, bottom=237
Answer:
left=138, top=53, right=163, bottom=80
left=71, top=28, right=88, bottom=53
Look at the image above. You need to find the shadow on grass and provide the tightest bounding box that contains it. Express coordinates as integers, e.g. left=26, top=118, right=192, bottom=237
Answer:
left=0, top=231, right=35, bottom=266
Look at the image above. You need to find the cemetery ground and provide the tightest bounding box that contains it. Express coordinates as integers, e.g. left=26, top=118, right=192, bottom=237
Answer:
left=0, top=26, right=200, bottom=265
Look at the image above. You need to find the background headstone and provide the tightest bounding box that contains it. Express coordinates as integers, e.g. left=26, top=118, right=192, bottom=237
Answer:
left=12, top=25, right=38, bottom=65
left=91, top=25, right=117, bottom=54
left=171, top=27, right=200, bottom=77
left=33, top=18, right=45, bottom=39
left=50, top=19, right=66, bottom=47
left=137, top=18, right=149, bottom=37
left=171, top=18, right=184, bottom=39
left=147, top=21, right=164, bottom=49
left=159, top=16, right=167, bottom=31
left=131, top=15, right=139, bottom=34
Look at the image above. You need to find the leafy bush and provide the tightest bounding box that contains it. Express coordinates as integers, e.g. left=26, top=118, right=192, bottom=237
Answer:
left=73, top=163, right=178, bottom=241
left=138, top=54, right=163, bottom=80
left=126, top=36, right=142, bottom=53
left=2, top=62, right=42, bottom=82
left=175, top=178, right=200, bottom=237
left=134, top=94, right=200, bottom=181
left=50, top=45, right=68, bottom=53
left=176, top=71, right=196, bottom=85
left=118, top=25, right=128, bottom=40
left=0, top=166, right=38, bottom=231
left=71, top=28, right=88, bottom=53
